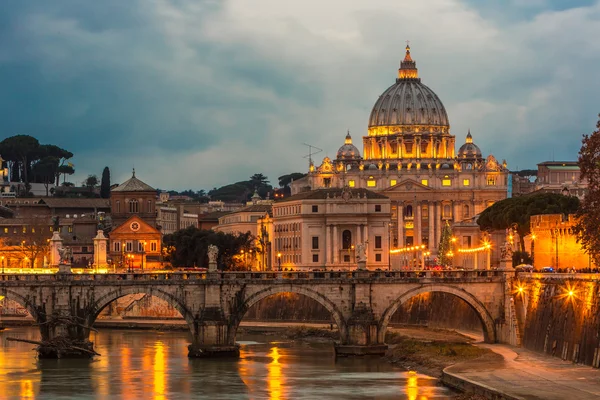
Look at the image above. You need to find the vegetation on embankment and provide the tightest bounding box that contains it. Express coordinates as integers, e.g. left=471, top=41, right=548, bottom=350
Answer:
left=384, top=331, right=499, bottom=378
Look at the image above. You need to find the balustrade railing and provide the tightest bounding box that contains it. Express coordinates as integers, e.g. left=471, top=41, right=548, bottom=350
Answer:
left=0, top=269, right=505, bottom=283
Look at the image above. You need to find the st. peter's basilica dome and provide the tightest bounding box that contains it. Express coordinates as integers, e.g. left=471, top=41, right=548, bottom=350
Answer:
left=368, top=45, right=449, bottom=134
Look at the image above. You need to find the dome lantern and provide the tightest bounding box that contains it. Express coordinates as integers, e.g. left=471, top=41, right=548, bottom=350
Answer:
left=397, top=44, right=419, bottom=81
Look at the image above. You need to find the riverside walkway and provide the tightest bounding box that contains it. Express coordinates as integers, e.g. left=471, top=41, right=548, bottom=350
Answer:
left=445, top=343, right=600, bottom=400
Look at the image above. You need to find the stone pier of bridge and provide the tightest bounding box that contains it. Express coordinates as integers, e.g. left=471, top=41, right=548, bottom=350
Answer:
left=0, top=269, right=515, bottom=359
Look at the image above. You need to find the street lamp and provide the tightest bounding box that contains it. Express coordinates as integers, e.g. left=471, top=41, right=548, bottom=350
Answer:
left=142, top=241, right=146, bottom=272
left=388, top=223, right=392, bottom=271
left=277, top=252, right=282, bottom=271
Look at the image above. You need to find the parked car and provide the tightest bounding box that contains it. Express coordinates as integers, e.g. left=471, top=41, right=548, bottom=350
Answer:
left=515, top=264, right=534, bottom=273
left=540, top=266, right=555, bottom=273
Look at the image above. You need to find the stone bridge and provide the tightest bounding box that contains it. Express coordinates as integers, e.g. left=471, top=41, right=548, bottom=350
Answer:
left=0, top=270, right=518, bottom=358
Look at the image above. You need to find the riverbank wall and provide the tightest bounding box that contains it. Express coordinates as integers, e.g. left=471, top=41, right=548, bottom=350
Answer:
left=520, top=277, right=600, bottom=367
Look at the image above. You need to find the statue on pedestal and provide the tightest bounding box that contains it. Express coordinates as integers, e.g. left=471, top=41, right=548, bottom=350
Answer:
left=207, top=245, right=219, bottom=272
left=57, top=246, right=72, bottom=265
left=356, top=243, right=367, bottom=262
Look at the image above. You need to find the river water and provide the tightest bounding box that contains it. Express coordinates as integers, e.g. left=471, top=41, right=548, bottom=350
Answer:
left=0, top=327, right=453, bottom=399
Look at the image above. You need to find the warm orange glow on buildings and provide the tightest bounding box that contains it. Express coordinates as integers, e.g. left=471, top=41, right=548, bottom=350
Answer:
left=526, top=214, right=596, bottom=270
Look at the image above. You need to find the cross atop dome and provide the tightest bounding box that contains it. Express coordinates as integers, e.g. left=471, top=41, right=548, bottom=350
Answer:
left=398, top=42, right=419, bottom=81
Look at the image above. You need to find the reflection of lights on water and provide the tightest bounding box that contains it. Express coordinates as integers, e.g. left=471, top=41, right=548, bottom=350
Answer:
left=406, top=371, right=418, bottom=400
left=267, top=347, right=283, bottom=400
left=154, top=342, right=166, bottom=400
left=20, top=380, right=34, bottom=399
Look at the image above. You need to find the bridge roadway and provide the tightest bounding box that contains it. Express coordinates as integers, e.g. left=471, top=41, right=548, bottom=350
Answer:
left=0, top=269, right=514, bottom=358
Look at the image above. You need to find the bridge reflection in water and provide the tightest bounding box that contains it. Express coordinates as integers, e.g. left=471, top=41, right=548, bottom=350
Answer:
left=0, top=327, right=452, bottom=399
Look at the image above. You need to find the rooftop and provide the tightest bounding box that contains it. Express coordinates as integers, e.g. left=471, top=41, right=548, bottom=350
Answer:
left=112, top=169, right=156, bottom=192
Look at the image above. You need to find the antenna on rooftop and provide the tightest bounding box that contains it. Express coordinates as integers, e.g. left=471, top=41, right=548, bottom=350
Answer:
left=303, top=143, right=322, bottom=168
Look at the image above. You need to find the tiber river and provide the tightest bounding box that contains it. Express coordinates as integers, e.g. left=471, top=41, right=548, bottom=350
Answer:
left=0, top=327, right=453, bottom=399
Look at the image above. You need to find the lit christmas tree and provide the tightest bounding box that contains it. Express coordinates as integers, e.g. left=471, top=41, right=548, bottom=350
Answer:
left=438, top=221, right=453, bottom=267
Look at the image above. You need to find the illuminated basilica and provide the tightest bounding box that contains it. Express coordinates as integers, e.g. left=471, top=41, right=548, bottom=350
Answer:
left=291, top=45, right=509, bottom=256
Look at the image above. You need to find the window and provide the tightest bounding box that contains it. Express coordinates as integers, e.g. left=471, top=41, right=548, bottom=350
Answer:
left=312, top=205, right=318, bottom=213
left=375, top=205, right=381, bottom=212
left=390, top=179, right=397, bottom=186
left=126, top=241, right=133, bottom=252
left=421, top=179, right=428, bottom=186
left=68, top=226, right=73, bottom=233
left=116, top=200, right=120, bottom=213
left=463, top=205, right=470, bottom=219
left=323, top=178, right=331, bottom=187
left=114, top=241, right=121, bottom=252
left=31, top=227, right=35, bottom=233
left=375, top=236, right=382, bottom=249
left=405, top=205, right=413, bottom=218
left=463, top=236, right=472, bottom=247
left=312, top=254, right=319, bottom=263
left=486, top=176, right=496, bottom=186
left=151, top=242, right=157, bottom=252
left=367, top=180, right=376, bottom=187
left=312, top=236, right=319, bottom=250
left=342, top=230, right=352, bottom=249
left=463, top=179, right=470, bottom=186
left=442, top=179, right=451, bottom=187
left=82, top=246, right=88, bottom=253
left=138, top=242, right=144, bottom=252
left=348, top=180, right=355, bottom=188
left=422, top=206, right=429, bottom=219
left=375, top=254, right=382, bottom=262
left=443, top=204, right=451, bottom=218
left=22, top=227, right=26, bottom=233
left=129, top=199, right=139, bottom=213
left=147, top=200, right=152, bottom=213
left=3, top=228, right=7, bottom=234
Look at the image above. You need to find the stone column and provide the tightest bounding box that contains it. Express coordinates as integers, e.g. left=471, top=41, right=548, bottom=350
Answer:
left=428, top=201, right=435, bottom=249
left=415, top=202, right=422, bottom=245
left=333, top=225, right=339, bottom=264
left=453, top=201, right=460, bottom=222
left=93, top=230, right=108, bottom=268
left=397, top=202, right=404, bottom=248
left=326, top=225, right=332, bottom=265
left=435, top=203, right=442, bottom=251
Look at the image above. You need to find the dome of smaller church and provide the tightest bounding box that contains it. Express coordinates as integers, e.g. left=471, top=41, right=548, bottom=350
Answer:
left=336, top=131, right=361, bottom=160
left=458, top=131, right=482, bottom=159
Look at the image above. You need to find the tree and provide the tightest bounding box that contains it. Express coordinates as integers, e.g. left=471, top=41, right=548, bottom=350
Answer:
left=84, top=175, right=98, bottom=188
left=278, top=172, right=307, bottom=195
left=100, top=167, right=111, bottom=198
left=574, top=114, right=600, bottom=266
left=57, top=164, right=75, bottom=184
left=438, top=221, right=453, bottom=266
left=163, top=227, right=254, bottom=270
left=250, top=173, right=269, bottom=188
left=0, top=135, right=40, bottom=185
left=478, top=193, right=580, bottom=252
left=32, top=156, right=59, bottom=196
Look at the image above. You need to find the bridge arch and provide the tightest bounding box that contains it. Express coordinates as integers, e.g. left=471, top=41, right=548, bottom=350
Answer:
left=378, top=284, right=497, bottom=343
left=0, top=288, right=42, bottom=323
left=86, top=287, right=196, bottom=336
left=227, top=285, right=347, bottom=343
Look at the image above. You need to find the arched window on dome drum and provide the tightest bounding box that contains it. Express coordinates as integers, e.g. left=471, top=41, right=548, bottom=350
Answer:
left=405, top=205, right=413, bottom=218
left=129, top=199, right=139, bottom=213
left=466, top=163, right=472, bottom=170
left=342, top=230, right=352, bottom=250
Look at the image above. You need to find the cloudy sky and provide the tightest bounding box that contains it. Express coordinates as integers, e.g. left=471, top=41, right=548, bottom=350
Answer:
left=1, top=0, right=599, bottom=190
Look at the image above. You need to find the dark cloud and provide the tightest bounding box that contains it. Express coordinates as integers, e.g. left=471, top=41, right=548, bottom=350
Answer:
left=0, top=0, right=599, bottom=188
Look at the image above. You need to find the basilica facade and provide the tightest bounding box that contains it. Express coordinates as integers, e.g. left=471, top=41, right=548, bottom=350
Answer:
left=291, top=45, right=509, bottom=258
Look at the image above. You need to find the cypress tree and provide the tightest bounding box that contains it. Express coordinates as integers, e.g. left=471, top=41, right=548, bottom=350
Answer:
left=100, top=167, right=111, bottom=198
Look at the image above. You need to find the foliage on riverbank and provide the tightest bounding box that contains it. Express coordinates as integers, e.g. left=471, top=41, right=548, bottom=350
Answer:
left=283, top=326, right=339, bottom=340
left=384, top=332, right=496, bottom=378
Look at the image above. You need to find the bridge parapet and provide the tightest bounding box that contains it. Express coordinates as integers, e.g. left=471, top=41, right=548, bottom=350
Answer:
left=0, top=269, right=505, bottom=285
left=519, top=272, right=600, bottom=281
